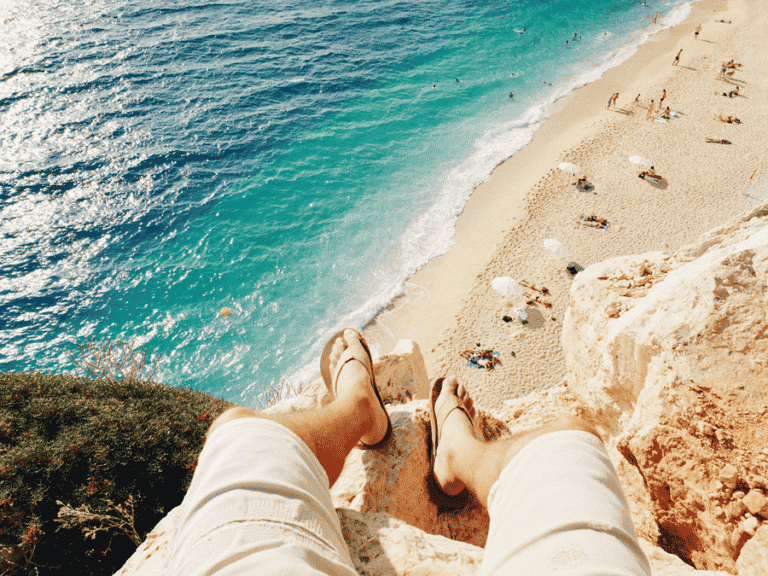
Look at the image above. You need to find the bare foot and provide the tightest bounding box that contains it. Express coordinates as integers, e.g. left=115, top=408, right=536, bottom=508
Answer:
left=432, top=376, right=477, bottom=496
left=329, top=329, right=389, bottom=446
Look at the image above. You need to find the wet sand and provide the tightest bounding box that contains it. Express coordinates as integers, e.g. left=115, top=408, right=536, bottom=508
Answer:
left=364, top=0, right=768, bottom=410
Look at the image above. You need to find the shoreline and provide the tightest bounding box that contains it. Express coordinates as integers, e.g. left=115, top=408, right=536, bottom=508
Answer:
left=364, top=0, right=768, bottom=408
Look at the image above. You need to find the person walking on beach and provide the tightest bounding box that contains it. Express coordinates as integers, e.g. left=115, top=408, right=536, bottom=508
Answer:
left=646, top=99, right=655, bottom=119
left=607, top=93, right=615, bottom=109
left=611, top=93, right=619, bottom=108
left=166, top=328, right=653, bottom=576
left=672, top=49, right=682, bottom=66
left=659, top=89, right=666, bottom=107
left=694, top=24, right=702, bottom=39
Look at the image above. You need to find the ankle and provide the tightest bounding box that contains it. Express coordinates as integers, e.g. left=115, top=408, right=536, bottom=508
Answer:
left=334, top=389, right=374, bottom=429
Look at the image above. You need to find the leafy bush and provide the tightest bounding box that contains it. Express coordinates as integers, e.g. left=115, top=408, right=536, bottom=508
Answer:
left=0, top=372, right=232, bottom=576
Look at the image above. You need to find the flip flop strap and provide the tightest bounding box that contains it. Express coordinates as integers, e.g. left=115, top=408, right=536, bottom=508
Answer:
left=333, top=356, right=373, bottom=397
left=436, top=400, right=471, bottom=443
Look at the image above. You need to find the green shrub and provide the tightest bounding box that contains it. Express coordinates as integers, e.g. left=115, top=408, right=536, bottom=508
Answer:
left=0, top=372, right=232, bottom=576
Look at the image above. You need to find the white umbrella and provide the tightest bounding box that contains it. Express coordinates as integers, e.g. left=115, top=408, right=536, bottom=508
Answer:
left=543, top=238, right=569, bottom=259
left=558, top=162, right=581, bottom=175
left=629, top=155, right=651, bottom=165
left=491, top=276, right=522, bottom=297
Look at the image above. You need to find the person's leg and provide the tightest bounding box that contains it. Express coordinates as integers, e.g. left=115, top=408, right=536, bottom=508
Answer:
left=168, top=330, right=390, bottom=576
left=432, top=377, right=651, bottom=576
left=207, top=328, right=390, bottom=487
left=431, top=376, right=598, bottom=508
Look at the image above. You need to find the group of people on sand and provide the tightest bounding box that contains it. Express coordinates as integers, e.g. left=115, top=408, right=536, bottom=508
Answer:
left=644, top=91, right=671, bottom=121
left=719, top=59, right=742, bottom=78
left=606, top=90, right=673, bottom=121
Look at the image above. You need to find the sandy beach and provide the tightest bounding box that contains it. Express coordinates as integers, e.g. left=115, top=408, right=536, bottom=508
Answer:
left=364, top=0, right=768, bottom=409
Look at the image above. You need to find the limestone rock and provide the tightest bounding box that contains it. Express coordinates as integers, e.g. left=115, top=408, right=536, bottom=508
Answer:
left=727, top=499, right=746, bottom=520
left=373, top=339, right=430, bottom=402
left=719, top=465, right=739, bottom=490
left=338, top=509, right=483, bottom=576
left=562, top=205, right=768, bottom=572
left=737, top=525, right=768, bottom=576
left=740, top=516, right=760, bottom=536
left=638, top=538, right=730, bottom=576
left=742, top=490, right=768, bottom=517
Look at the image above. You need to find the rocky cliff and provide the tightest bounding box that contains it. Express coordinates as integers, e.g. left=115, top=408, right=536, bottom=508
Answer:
left=115, top=206, right=768, bottom=575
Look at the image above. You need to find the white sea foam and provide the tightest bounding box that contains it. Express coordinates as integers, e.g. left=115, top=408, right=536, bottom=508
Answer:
left=662, top=2, right=694, bottom=27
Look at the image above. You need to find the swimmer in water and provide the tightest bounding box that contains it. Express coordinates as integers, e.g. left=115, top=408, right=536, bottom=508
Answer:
left=509, top=93, right=514, bottom=98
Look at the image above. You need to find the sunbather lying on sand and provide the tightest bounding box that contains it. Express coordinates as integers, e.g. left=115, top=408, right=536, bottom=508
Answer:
left=706, top=138, right=731, bottom=144
left=717, top=115, right=741, bottom=123
left=639, top=166, right=662, bottom=180
left=719, top=86, right=740, bottom=98
left=460, top=348, right=501, bottom=371
left=573, top=176, right=593, bottom=190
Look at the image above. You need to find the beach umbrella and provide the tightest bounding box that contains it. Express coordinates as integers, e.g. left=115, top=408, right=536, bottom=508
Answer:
left=558, top=162, right=581, bottom=174
left=543, top=238, right=569, bottom=259
left=491, top=276, right=522, bottom=297
left=629, top=155, right=651, bottom=165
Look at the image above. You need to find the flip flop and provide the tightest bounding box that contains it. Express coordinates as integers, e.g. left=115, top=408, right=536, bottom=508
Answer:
left=320, top=328, right=392, bottom=450
left=426, top=377, right=472, bottom=511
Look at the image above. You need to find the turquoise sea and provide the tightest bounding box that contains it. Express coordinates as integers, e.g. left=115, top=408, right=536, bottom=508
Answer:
left=0, top=0, right=694, bottom=404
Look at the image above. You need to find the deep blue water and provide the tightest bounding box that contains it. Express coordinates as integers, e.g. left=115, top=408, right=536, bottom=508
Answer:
left=0, top=0, right=692, bottom=404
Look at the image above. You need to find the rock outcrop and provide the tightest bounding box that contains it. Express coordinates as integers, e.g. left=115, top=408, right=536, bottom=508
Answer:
left=116, top=206, right=768, bottom=575
left=563, top=205, right=768, bottom=573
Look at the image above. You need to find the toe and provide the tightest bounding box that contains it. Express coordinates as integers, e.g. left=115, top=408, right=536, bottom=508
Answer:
left=330, top=336, right=346, bottom=366
left=342, top=329, right=370, bottom=369
left=327, top=336, right=348, bottom=389
left=455, top=382, right=475, bottom=418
